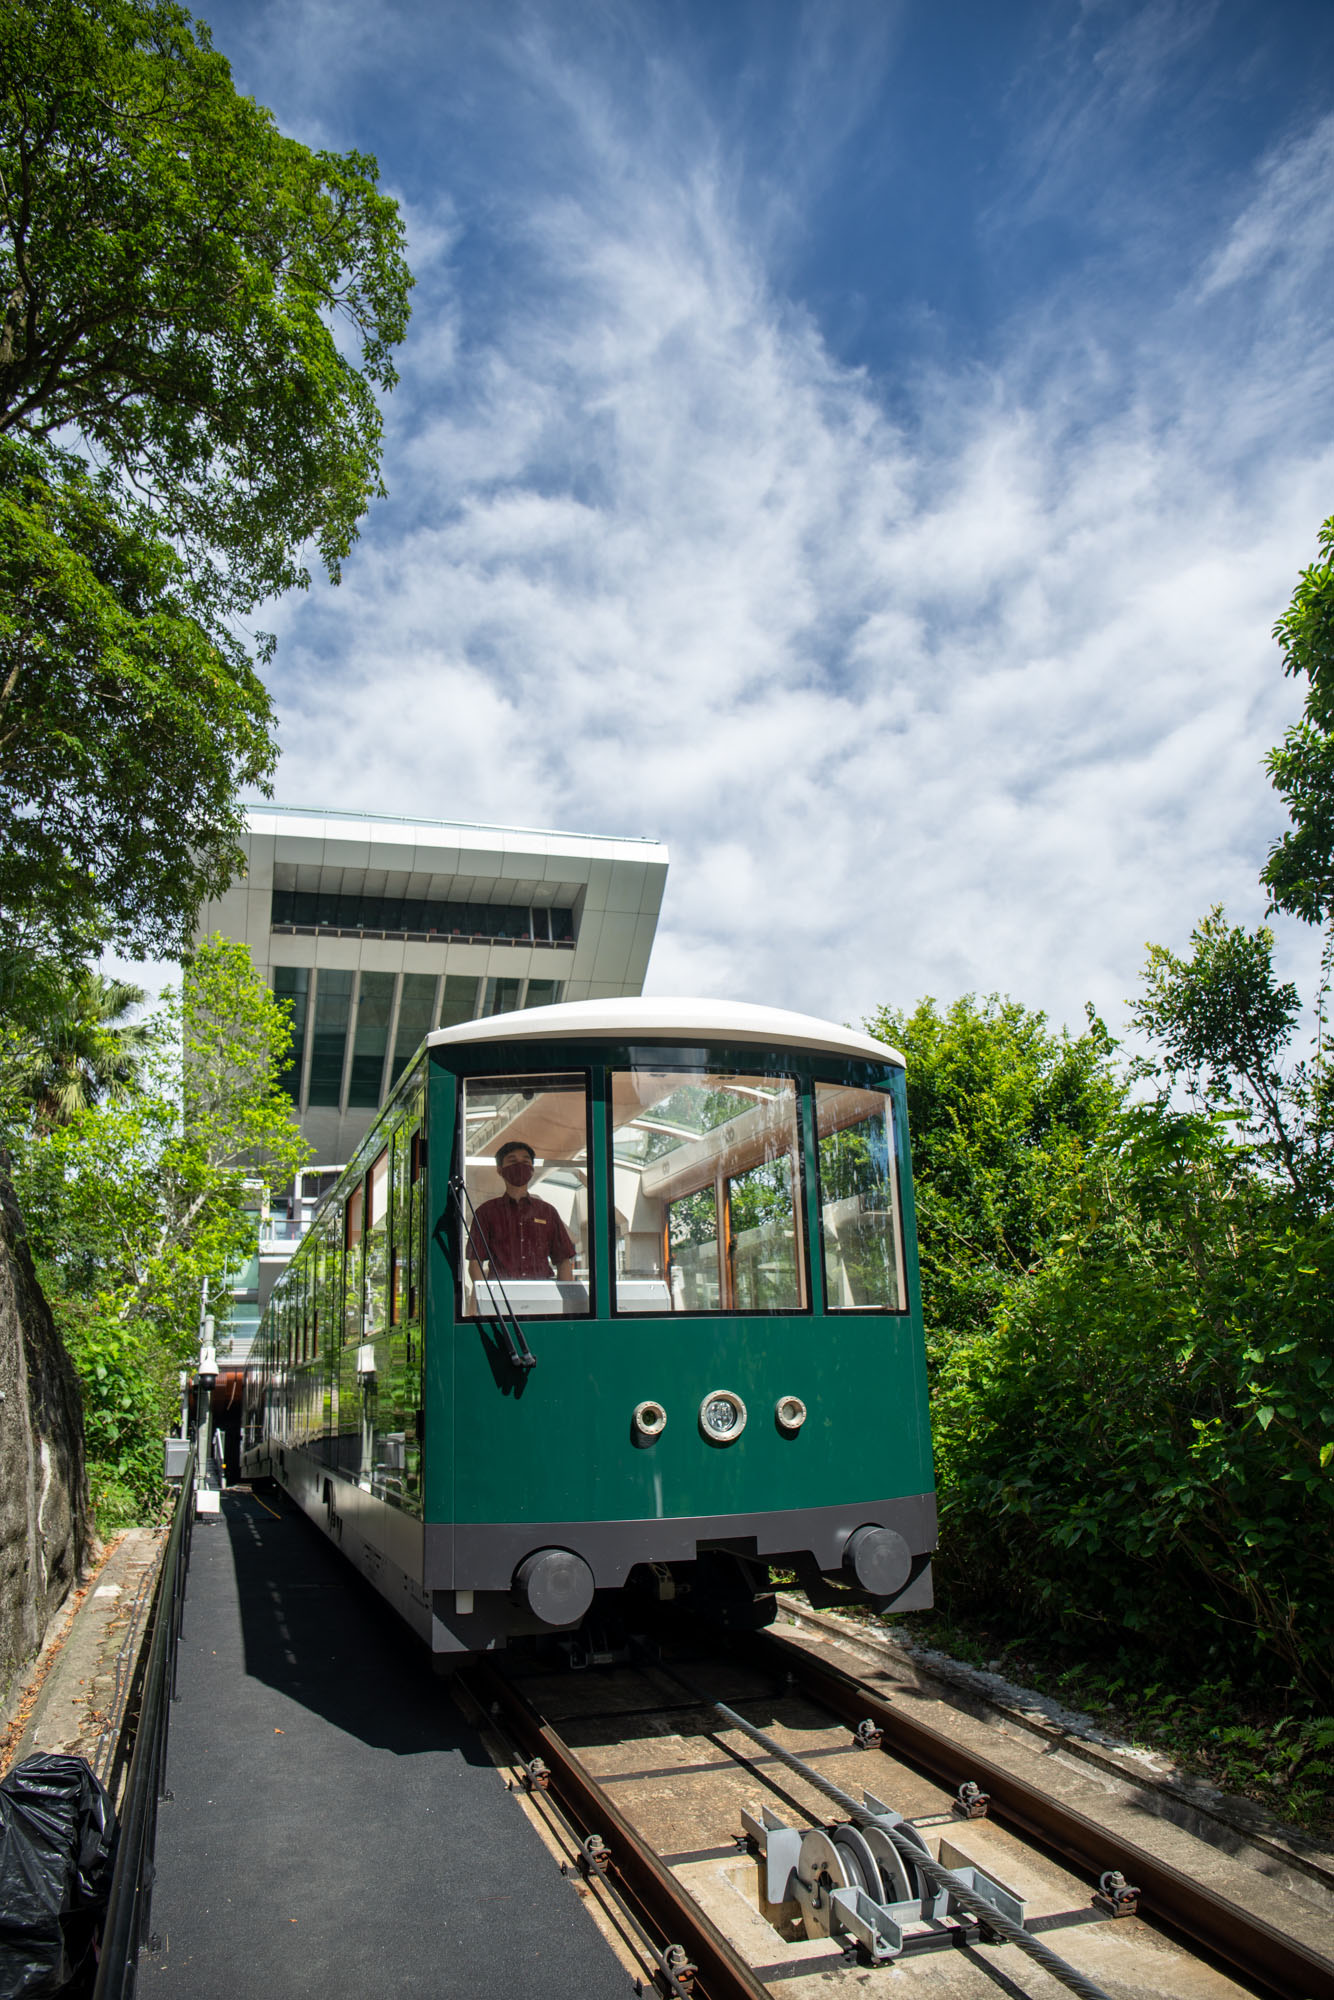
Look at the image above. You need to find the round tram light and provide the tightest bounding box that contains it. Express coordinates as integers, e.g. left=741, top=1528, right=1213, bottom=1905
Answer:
left=632, top=1400, right=667, bottom=1440
left=775, top=1395, right=807, bottom=1434
left=698, top=1389, right=747, bottom=1445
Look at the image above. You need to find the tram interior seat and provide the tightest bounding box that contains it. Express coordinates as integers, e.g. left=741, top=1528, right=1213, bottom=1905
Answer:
left=472, top=1277, right=591, bottom=1317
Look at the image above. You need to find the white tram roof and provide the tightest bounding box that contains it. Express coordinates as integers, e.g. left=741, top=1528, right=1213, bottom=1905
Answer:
left=426, top=996, right=904, bottom=1068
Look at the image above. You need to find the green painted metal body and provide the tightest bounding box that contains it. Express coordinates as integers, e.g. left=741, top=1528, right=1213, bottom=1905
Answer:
left=422, top=1038, right=932, bottom=1534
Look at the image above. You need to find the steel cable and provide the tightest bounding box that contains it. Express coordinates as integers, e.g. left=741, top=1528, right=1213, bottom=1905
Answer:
left=658, top=1657, right=1118, bottom=2000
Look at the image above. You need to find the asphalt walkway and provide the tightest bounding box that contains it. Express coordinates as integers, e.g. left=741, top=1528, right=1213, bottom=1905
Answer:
left=144, top=1489, right=631, bottom=1999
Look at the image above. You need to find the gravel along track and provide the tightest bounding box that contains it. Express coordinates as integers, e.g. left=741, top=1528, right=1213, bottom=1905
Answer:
left=466, top=1621, right=1334, bottom=2000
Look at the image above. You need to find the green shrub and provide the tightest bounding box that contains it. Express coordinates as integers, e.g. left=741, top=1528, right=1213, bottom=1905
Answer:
left=932, top=1107, right=1334, bottom=1702
left=61, top=1309, right=171, bottom=1521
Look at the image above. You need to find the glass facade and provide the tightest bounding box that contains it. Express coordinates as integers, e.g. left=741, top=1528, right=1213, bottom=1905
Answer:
left=272, top=967, right=566, bottom=1116
left=348, top=971, right=396, bottom=1108
left=609, top=1072, right=807, bottom=1313
left=271, top=887, right=575, bottom=945
left=438, top=974, right=479, bottom=1029
left=307, top=969, right=354, bottom=1106
left=273, top=967, right=309, bottom=1102
left=389, top=973, right=439, bottom=1088
left=483, top=976, right=522, bottom=1016
left=524, top=979, right=562, bottom=1008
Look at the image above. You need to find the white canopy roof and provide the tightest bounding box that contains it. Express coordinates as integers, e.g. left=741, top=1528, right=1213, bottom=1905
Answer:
left=426, top=996, right=903, bottom=1067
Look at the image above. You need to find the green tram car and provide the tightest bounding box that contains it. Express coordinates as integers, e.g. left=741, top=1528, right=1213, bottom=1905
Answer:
left=243, top=999, right=936, bottom=1656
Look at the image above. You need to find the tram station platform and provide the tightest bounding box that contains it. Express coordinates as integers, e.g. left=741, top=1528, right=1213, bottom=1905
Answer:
left=144, top=1488, right=632, bottom=1999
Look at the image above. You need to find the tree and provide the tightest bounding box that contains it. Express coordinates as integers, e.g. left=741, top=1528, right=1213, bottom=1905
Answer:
left=1130, top=908, right=1332, bottom=1206
left=16, top=964, right=147, bottom=1129
left=0, top=0, right=413, bottom=963
left=1262, top=514, right=1334, bottom=925
left=863, top=994, right=1124, bottom=1354
left=11, top=935, right=309, bottom=1517
left=0, top=0, right=412, bottom=609
left=0, top=436, right=277, bottom=966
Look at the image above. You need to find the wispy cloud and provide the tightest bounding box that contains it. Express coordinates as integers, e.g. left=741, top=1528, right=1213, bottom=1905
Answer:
left=204, top=0, right=1334, bottom=1036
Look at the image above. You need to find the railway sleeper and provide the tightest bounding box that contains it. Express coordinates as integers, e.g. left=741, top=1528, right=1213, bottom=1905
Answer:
left=742, top=1792, right=1030, bottom=1966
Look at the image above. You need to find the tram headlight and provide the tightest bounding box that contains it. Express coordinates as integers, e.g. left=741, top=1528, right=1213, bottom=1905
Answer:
left=698, top=1389, right=747, bottom=1444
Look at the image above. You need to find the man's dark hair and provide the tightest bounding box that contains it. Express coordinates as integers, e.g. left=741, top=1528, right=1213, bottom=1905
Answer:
left=496, top=1140, right=536, bottom=1165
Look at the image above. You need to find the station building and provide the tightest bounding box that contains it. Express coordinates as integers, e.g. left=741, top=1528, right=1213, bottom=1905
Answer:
left=198, top=805, right=669, bottom=1363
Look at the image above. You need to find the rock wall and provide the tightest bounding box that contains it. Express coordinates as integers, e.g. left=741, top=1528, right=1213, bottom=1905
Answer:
left=0, top=1175, right=88, bottom=1712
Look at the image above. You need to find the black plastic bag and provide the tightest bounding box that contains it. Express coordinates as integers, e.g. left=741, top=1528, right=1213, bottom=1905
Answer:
left=0, top=1754, right=118, bottom=1998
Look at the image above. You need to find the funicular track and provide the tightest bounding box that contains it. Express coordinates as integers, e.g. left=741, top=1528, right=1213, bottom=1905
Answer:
left=463, top=1621, right=1334, bottom=2000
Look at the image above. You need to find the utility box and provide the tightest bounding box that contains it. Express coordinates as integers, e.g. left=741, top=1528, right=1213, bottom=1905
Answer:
left=163, top=1437, right=190, bottom=1481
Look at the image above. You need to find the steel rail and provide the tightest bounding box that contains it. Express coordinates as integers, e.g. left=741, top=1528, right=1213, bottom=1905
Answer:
left=466, top=1661, right=770, bottom=2000
left=748, top=1627, right=1334, bottom=2000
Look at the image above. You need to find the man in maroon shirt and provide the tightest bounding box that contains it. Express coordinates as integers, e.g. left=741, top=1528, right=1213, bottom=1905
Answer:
left=466, top=1140, right=577, bottom=1282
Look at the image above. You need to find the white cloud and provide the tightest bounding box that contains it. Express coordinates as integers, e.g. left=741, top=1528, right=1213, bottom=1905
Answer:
left=236, top=11, right=1334, bottom=1042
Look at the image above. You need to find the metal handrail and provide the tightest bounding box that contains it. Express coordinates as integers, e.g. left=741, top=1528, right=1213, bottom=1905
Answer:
left=92, top=1445, right=197, bottom=1999
left=448, top=1173, right=537, bottom=1372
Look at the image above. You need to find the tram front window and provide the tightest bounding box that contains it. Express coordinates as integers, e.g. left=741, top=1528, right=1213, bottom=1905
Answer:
left=610, top=1071, right=806, bottom=1313
left=460, top=1073, right=592, bottom=1317
left=814, top=1083, right=907, bottom=1311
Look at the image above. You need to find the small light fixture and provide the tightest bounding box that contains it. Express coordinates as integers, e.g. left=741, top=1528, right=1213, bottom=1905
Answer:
left=775, top=1395, right=807, bottom=1434
left=633, top=1399, right=667, bottom=1440
left=699, top=1389, right=746, bottom=1444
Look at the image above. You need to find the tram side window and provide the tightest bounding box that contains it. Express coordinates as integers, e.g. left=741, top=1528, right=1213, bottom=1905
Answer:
left=814, top=1083, right=907, bottom=1312
left=344, top=1180, right=363, bottom=1342
left=409, top=1111, right=424, bottom=1317
left=610, top=1071, right=807, bottom=1314
left=459, top=1074, right=591, bottom=1318
left=365, top=1146, right=390, bottom=1332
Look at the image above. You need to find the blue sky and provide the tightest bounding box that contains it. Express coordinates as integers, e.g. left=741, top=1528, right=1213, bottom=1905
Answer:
left=184, top=0, right=1334, bottom=1034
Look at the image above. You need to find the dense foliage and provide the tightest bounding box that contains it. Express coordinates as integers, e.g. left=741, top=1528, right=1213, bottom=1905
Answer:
left=864, top=994, right=1125, bottom=1354
left=0, top=0, right=412, bottom=610
left=0, top=0, right=412, bottom=967
left=0, top=435, right=276, bottom=968
left=1263, top=513, right=1334, bottom=925
left=882, top=928, right=1334, bottom=1706
left=10, top=937, right=308, bottom=1524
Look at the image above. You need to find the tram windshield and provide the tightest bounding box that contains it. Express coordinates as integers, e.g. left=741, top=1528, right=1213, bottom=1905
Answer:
left=460, top=1073, right=592, bottom=1317
left=814, top=1083, right=906, bottom=1311
left=609, top=1071, right=807, bottom=1313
